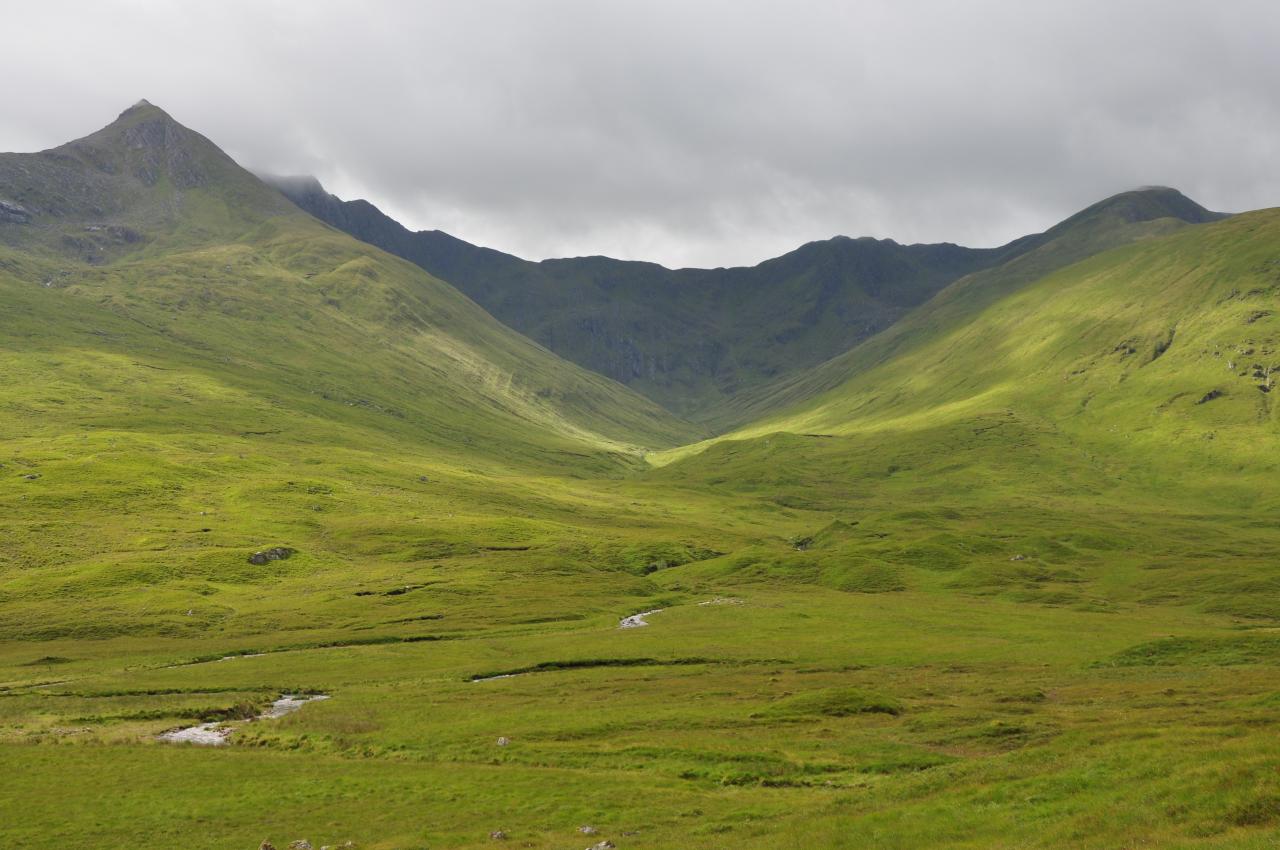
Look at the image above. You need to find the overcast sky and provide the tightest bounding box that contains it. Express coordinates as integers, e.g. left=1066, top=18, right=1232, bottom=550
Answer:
left=4, top=0, right=1279, bottom=267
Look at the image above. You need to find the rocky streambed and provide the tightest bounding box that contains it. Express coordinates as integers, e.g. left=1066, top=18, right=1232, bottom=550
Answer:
left=158, top=694, right=329, bottom=746
left=619, top=609, right=663, bottom=628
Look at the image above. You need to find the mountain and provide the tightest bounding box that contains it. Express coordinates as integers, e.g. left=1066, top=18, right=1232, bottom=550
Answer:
left=6, top=103, right=1280, bottom=850
left=266, top=175, right=1033, bottom=419
left=0, top=100, right=715, bottom=635
left=707, top=186, right=1229, bottom=428
left=707, top=201, right=1274, bottom=453
left=267, top=176, right=1223, bottom=425
left=650, top=201, right=1280, bottom=620
left=0, top=100, right=295, bottom=263
left=0, top=102, right=696, bottom=461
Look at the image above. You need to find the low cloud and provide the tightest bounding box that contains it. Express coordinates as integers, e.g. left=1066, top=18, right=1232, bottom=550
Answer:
left=4, top=0, right=1278, bottom=267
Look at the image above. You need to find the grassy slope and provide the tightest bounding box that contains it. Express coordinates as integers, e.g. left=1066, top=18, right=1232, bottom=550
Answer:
left=0, top=103, right=695, bottom=454
left=679, top=206, right=1279, bottom=450
left=268, top=181, right=1221, bottom=426
left=653, top=209, right=1280, bottom=623
left=703, top=187, right=1224, bottom=431
left=2, top=110, right=1279, bottom=850
left=0, top=103, right=707, bottom=641
left=268, top=175, right=1019, bottom=420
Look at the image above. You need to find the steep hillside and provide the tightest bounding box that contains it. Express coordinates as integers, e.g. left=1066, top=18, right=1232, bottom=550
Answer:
left=0, top=102, right=696, bottom=458
left=269, top=177, right=1223, bottom=425
left=267, top=175, right=1024, bottom=418
left=4, top=107, right=1280, bottom=850
left=0, top=101, right=709, bottom=643
left=707, top=187, right=1226, bottom=429
left=635, top=204, right=1280, bottom=726
left=0, top=100, right=293, bottom=262
left=687, top=197, right=1259, bottom=447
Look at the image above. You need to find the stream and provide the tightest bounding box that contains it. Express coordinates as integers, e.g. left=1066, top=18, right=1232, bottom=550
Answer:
left=158, top=694, right=329, bottom=746
left=619, top=609, right=663, bottom=628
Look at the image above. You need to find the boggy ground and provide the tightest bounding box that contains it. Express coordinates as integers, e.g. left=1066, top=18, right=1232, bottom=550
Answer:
left=5, top=413, right=1280, bottom=850
left=4, top=107, right=1280, bottom=848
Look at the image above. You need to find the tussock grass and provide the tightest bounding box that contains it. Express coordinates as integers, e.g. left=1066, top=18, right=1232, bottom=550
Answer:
left=3, top=111, right=1280, bottom=848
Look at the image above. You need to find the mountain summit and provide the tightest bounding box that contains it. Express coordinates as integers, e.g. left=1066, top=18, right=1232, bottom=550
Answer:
left=268, top=176, right=1225, bottom=423
left=0, top=101, right=290, bottom=260
left=0, top=103, right=696, bottom=453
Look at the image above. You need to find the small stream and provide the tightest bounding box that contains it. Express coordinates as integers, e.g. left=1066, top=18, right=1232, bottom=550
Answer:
left=619, top=609, right=663, bottom=629
left=158, top=694, right=329, bottom=746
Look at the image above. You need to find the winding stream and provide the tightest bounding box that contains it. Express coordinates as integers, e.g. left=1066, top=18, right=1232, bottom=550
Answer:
left=158, top=694, right=329, bottom=746
left=619, top=609, right=663, bottom=628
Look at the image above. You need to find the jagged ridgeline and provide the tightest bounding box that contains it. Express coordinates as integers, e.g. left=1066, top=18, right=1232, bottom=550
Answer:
left=7, top=101, right=1280, bottom=850
left=0, top=100, right=699, bottom=467
left=696, top=198, right=1277, bottom=449
left=267, top=174, right=1222, bottom=425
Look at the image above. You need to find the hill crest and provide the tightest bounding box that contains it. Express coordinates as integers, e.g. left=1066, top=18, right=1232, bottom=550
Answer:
left=268, top=173, right=1223, bottom=423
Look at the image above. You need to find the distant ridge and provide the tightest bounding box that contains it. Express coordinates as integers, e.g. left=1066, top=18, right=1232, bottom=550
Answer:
left=267, top=174, right=1223, bottom=423
left=707, top=187, right=1229, bottom=429
left=266, top=175, right=1021, bottom=418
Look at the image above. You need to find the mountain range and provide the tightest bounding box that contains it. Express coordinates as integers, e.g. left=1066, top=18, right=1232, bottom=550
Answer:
left=3, top=102, right=1279, bottom=850
left=266, top=173, right=1224, bottom=423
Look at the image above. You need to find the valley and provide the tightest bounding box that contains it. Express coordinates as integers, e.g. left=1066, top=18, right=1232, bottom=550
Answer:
left=2, top=102, right=1280, bottom=850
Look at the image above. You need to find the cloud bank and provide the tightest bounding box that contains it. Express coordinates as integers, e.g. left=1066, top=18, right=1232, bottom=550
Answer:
left=4, top=0, right=1278, bottom=267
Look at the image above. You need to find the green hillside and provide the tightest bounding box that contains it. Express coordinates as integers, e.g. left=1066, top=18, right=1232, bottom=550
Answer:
left=704, top=186, right=1227, bottom=429
left=3, top=104, right=1280, bottom=850
left=0, top=103, right=694, bottom=454
left=654, top=205, right=1280, bottom=624
left=268, top=178, right=1223, bottom=426
left=268, top=175, right=1033, bottom=420
left=674, top=201, right=1272, bottom=448
left=0, top=102, right=705, bottom=641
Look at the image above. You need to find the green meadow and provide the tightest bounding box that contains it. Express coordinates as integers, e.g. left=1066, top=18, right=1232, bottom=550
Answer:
left=4, top=103, right=1280, bottom=849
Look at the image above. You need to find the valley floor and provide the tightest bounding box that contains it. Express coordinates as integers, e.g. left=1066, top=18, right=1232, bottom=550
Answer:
left=5, top=417, right=1280, bottom=850
left=5, top=103, right=1279, bottom=850
left=4, top=581, right=1279, bottom=849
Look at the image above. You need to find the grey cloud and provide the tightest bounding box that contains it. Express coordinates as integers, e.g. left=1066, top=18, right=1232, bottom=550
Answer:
left=4, top=0, right=1279, bottom=267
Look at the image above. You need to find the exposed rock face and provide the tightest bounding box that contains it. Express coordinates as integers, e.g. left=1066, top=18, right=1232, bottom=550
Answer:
left=0, top=100, right=294, bottom=265
left=1196, top=389, right=1224, bottom=404
left=263, top=175, right=1016, bottom=420
left=248, top=546, right=296, bottom=565
left=119, top=112, right=205, bottom=187
left=0, top=199, right=29, bottom=223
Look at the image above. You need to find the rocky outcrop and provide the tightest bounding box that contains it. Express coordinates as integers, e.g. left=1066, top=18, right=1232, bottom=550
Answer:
left=0, top=198, right=30, bottom=223
left=248, top=546, right=295, bottom=565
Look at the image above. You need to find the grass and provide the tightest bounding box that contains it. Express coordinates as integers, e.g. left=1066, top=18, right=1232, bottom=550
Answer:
left=2, top=105, right=1280, bottom=848
left=272, top=174, right=1016, bottom=422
